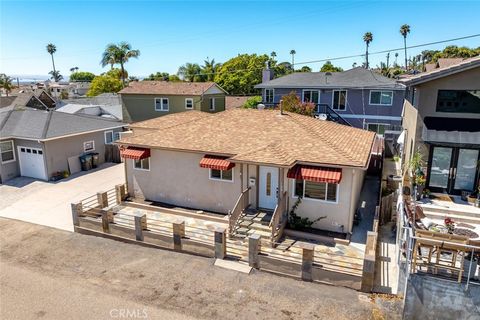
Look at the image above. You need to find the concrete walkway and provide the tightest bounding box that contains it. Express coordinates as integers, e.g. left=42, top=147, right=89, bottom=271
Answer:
left=373, top=222, right=399, bottom=294
left=0, top=163, right=125, bottom=231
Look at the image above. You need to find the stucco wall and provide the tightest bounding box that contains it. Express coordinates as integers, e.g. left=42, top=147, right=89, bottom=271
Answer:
left=126, top=149, right=243, bottom=214
left=0, top=138, right=43, bottom=182
left=122, top=94, right=225, bottom=122
left=286, top=167, right=365, bottom=233
left=43, top=128, right=123, bottom=177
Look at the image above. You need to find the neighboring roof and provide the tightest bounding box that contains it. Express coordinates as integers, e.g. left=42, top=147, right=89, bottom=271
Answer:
left=0, top=96, right=17, bottom=108
left=0, top=109, right=126, bottom=140
left=226, top=96, right=250, bottom=109
left=119, top=81, right=226, bottom=95
left=118, top=109, right=375, bottom=168
left=424, top=117, right=480, bottom=132
left=400, top=56, right=480, bottom=86
left=437, top=58, right=464, bottom=69
left=255, top=67, right=405, bottom=90
left=60, top=93, right=121, bottom=107
left=129, top=110, right=212, bottom=130
left=57, top=103, right=123, bottom=120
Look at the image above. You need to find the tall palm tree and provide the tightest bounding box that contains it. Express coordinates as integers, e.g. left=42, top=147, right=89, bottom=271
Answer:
left=290, top=49, right=296, bottom=69
left=400, top=24, right=411, bottom=70
left=0, top=73, right=13, bottom=96
left=101, top=42, right=140, bottom=86
left=70, top=66, right=79, bottom=73
left=48, top=70, right=63, bottom=82
left=363, top=32, right=373, bottom=69
left=177, top=63, right=202, bottom=82
left=394, top=52, right=399, bottom=66
left=46, top=43, right=57, bottom=79
left=270, top=51, right=277, bottom=59
left=201, top=58, right=221, bottom=81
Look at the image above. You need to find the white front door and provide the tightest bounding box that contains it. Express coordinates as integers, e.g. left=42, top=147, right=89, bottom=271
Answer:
left=18, top=146, right=47, bottom=180
left=258, top=166, right=279, bottom=209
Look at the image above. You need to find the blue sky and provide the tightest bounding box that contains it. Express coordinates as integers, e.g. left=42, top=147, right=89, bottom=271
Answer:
left=1, top=0, right=479, bottom=79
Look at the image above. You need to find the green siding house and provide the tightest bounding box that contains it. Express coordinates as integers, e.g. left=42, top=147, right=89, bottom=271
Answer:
left=119, top=81, right=227, bottom=122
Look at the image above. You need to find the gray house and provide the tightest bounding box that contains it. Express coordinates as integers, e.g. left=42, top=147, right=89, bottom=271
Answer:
left=255, top=67, right=405, bottom=134
left=0, top=109, right=126, bottom=183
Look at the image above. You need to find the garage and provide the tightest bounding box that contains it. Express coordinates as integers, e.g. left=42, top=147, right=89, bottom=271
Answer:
left=17, top=146, right=47, bottom=180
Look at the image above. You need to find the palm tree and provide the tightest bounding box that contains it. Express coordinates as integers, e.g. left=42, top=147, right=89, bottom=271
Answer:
left=70, top=67, right=79, bottom=73
left=270, top=51, right=277, bottom=59
left=400, top=24, right=411, bottom=70
left=48, top=70, right=63, bottom=82
left=363, top=32, right=373, bottom=69
left=290, top=49, right=296, bottom=69
left=394, top=53, right=399, bottom=67
left=177, top=63, right=202, bottom=82
left=201, top=58, right=221, bottom=81
left=46, top=43, right=57, bottom=79
left=101, top=42, right=140, bottom=86
left=0, top=73, right=13, bottom=96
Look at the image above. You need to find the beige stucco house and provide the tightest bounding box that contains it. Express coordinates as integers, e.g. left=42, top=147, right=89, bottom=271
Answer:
left=400, top=56, right=480, bottom=196
left=119, top=81, right=227, bottom=122
left=117, top=108, right=375, bottom=234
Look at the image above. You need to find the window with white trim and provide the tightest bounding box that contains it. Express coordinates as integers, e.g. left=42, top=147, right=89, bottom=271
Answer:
left=104, top=131, right=114, bottom=144
left=294, top=179, right=338, bottom=202
left=83, top=141, right=95, bottom=152
left=366, top=123, right=389, bottom=135
left=210, top=168, right=233, bottom=181
left=134, top=158, right=150, bottom=170
left=332, top=90, right=347, bottom=111
left=209, top=98, right=216, bottom=111
left=185, top=98, right=194, bottom=109
left=265, top=89, right=274, bottom=103
left=303, top=90, right=319, bottom=104
left=0, top=140, right=15, bottom=163
left=155, top=97, right=169, bottom=111
left=369, top=91, right=393, bottom=106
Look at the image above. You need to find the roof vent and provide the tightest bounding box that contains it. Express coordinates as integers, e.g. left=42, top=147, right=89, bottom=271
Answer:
left=257, top=103, right=265, bottom=110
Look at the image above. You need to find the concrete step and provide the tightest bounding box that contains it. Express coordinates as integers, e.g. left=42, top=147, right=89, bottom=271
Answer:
left=423, top=210, right=480, bottom=224
left=238, top=220, right=271, bottom=232
left=419, top=203, right=480, bottom=219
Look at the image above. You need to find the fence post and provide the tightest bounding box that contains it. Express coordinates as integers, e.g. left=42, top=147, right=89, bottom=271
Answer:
left=214, top=227, right=227, bottom=259
left=71, top=202, right=82, bottom=226
left=101, top=210, right=110, bottom=233
left=134, top=213, right=147, bottom=241
left=97, top=191, right=108, bottom=208
left=173, top=219, right=185, bottom=251
left=361, top=231, right=377, bottom=292
left=115, top=184, right=126, bottom=204
left=248, top=233, right=261, bottom=268
left=299, top=243, right=315, bottom=282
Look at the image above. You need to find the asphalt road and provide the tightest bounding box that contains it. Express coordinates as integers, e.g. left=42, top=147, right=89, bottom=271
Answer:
left=0, top=219, right=400, bottom=319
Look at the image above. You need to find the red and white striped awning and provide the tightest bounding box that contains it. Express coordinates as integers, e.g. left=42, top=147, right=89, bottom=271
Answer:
left=287, top=165, right=342, bottom=184
left=199, top=155, right=235, bottom=171
left=120, top=147, right=150, bottom=160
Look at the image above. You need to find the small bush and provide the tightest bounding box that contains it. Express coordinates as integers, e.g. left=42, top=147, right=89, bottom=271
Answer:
left=280, top=91, right=315, bottom=116
left=243, top=96, right=262, bottom=108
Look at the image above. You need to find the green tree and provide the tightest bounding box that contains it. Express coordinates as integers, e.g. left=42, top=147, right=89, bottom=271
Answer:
left=70, top=71, right=96, bottom=82
left=201, top=58, right=221, bottom=81
left=214, top=54, right=270, bottom=95
left=177, top=63, right=203, bottom=82
left=320, top=61, right=343, bottom=72
left=363, top=32, right=373, bottom=69
left=0, top=73, right=14, bottom=96
left=431, top=45, right=480, bottom=62
left=243, top=96, right=262, bottom=108
left=400, top=24, right=411, bottom=69
left=46, top=43, right=57, bottom=79
left=274, top=61, right=293, bottom=78
left=104, top=68, right=127, bottom=80
left=168, top=74, right=182, bottom=82
left=101, top=42, right=140, bottom=86
left=48, top=70, right=63, bottom=82
left=87, top=75, right=123, bottom=96
left=280, top=91, right=315, bottom=116
left=290, top=49, right=296, bottom=68
left=145, top=72, right=170, bottom=81
left=298, top=66, right=312, bottom=72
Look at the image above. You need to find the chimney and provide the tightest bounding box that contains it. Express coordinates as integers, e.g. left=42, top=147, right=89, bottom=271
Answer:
left=262, top=61, right=274, bottom=83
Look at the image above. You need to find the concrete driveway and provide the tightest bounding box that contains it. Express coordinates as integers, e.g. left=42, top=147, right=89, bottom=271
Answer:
left=0, top=163, right=125, bottom=231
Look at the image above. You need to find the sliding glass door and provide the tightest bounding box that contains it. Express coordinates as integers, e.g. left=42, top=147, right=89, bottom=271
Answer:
left=427, top=146, right=480, bottom=195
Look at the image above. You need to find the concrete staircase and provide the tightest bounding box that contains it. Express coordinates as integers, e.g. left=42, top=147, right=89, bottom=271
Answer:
left=420, top=203, right=480, bottom=224
left=233, top=207, right=273, bottom=240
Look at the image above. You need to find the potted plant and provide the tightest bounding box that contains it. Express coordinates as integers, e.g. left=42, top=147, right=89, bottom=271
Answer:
left=408, top=150, right=425, bottom=199
left=423, top=188, right=431, bottom=199
left=415, top=175, right=426, bottom=200
left=444, top=217, right=455, bottom=234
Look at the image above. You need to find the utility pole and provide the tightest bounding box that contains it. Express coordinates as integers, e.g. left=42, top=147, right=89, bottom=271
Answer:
left=386, top=53, right=390, bottom=69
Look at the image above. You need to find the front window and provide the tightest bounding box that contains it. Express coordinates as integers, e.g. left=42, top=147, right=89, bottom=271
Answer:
left=332, top=90, right=347, bottom=111
left=0, top=140, right=15, bottom=163
left=185, top=98, right=194, bottom=109
left=366, top=123, right=388, bottom=135
left=155, top=97, right=169, bottom=111
left=265, top=89, right=274, bottom=103
left=209, top=98, right=216, bottom=111
left=303, top=90, right=319, bottom=104
left=83, top=141, right=95, bottom=152
left=436, top=90, right=480, bottom=113
left=370, top=91, right=393, bottom=106
left=294, top=179, right=338, bottom=202
left=104, top=131, right=114, bottom=144
left=134, top=158, right=150, bottom=170
left=210, top=168, right=233, bottom=181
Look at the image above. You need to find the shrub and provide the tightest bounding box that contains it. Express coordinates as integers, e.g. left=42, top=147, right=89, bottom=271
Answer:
left=243, top=96, right=262, bottom=108
left=280, top=91, right=315, bottom=116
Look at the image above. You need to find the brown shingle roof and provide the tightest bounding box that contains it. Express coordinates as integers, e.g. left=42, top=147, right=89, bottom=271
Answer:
left=119, top=81, right=219, bottom=95
left=118, top=109, right=375, bottom=168
left=225, top=96, right=250, bottom=109
left=130, top=110, right=213, bottom=130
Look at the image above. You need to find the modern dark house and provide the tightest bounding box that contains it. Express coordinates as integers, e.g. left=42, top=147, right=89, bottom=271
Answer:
left=255, top=67, right=405, bottom=135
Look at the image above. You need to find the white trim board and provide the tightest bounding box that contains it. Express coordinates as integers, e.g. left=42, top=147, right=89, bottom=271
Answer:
left=338, top=114, right=402, bottom=121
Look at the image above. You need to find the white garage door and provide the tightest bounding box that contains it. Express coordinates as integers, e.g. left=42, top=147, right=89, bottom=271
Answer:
left=18, top=146, right=47, bottom=180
